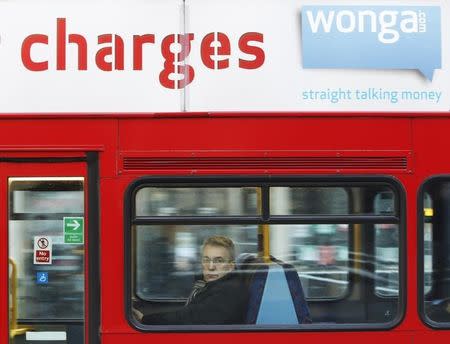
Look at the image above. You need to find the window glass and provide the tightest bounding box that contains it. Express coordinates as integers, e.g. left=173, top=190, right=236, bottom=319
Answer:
left=421, top=181, right=450, bottom=324
left=374, top=190, right=399, bottom=296
left=423, top=193, right=433, bottom=295
left=129, top=179, right=402, bottom=328
left=8, top=178, right=85, bottom=321
left=135, top=224, right=257, bottom=300
left=136, top=187, right=260, bottom=216
left=374, top=224, right=399, bottom=296
left=271, top=187, right=348, bottom=215
left=269, top=224, right=349, bottom=299
left=12, top=191, right=83, bottom=214
left=135, top=223, right=351, bottom=301
left=271, top=186, right=395, bottom=215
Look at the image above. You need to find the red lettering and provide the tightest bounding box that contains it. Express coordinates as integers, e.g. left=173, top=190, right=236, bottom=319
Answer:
left=35, top=250, right=50, bottom=262
left=36, top=256, right=50, bottom=262
left=56, top=18, right=88, bottom=70
left=133, top=34, right=155, bottom=70
left=56, top=18, right=66, bottom=70
left=178, top=34, right=195, bottom=89
left=238, top=32, right=265, bottom=69
left=22, top=22, right=266, bottom=86
left=159, top=34, right=195, bottom=89
left=21, top=34, right=48, bottom=71
left=159, top=34, right=176, bottom=89
left=96, top=34, right=125, bottom=71
left=69, top=33, right=88, bottom=70
left=201, top=32, right=230, bottom=70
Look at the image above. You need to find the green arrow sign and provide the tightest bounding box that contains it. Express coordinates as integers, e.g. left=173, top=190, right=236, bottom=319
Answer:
left=63, top=217, right=84, bottom=244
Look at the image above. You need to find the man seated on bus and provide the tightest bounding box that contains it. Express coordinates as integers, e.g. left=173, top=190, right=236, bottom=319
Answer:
left=134, top=235, right=248, bottom=325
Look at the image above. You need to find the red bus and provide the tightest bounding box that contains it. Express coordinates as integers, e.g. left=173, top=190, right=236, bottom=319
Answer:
left=2, top=113, right=450, bottom=344
left=2, top=0, right=450, bottom=343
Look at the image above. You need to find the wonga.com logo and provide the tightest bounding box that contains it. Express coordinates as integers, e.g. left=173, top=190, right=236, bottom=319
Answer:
left=301, top=6, right=441, bottom=80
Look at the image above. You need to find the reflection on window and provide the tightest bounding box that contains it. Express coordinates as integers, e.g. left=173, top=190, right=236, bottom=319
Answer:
left=136, top=187, right=260, bottom=216
left=136, top=224, right=257, bottom=299
left=375, top=224, right=399, bottom=296
left=134, top=224, right=353, bottom=301
left=8, top=178, right=84, bottom=321
left=271, top=186, right=395, bottom=215
left=271, top=187, right=349, bottom=215
left=268, top=224, right=349, bottom=299
left=130, top=180, right=402, bottom=327
left=423, top=193, right=433, bottom=295
left=12, top=191, right=83, bottom=214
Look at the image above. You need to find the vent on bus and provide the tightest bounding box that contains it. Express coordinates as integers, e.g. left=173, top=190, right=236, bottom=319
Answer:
left=121, top=155, right=409, bottom=172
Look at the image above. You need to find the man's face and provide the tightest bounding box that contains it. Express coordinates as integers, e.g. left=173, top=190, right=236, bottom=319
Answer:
left=202, top=244, right=235, bottom=282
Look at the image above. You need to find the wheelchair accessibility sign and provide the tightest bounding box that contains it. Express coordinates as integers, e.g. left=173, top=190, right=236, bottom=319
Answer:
left=36, top=272, right=49, bottom=284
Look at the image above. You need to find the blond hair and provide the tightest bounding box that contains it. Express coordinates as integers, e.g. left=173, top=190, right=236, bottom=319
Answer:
left=202, top=235, right=235, bottom=261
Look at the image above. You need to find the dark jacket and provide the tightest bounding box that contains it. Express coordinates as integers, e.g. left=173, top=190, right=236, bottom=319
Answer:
left=141, top=272, right=248, bottom=325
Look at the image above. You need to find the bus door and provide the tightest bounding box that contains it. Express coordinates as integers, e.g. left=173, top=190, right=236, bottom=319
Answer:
left=1, top=157, right=97, bottom=344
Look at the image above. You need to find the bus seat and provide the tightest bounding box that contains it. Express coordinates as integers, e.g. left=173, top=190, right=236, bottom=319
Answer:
left=235, top=253, right=259, bottom=288
left=236, top=253, right=257, bottom=270
left=245, top=257, right=311, bottom=324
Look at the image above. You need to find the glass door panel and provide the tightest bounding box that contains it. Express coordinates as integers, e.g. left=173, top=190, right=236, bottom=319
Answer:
left=8, top=178, right=85, bottom=344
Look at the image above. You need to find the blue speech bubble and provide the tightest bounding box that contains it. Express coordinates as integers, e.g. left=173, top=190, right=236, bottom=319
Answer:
left=301, top=6, right=441, bottom=80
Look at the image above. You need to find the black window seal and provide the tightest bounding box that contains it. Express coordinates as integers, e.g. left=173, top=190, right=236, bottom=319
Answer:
left=10, top=213, right=85, bottom=221
left=131, top=215, right=399, bottom=226
left=418, top=175, right=450, bottom=329
left=124, top=175, right=406, bottom=333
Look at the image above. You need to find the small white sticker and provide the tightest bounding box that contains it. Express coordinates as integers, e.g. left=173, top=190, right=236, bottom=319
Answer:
left=26, top=331, right=67, bottom=341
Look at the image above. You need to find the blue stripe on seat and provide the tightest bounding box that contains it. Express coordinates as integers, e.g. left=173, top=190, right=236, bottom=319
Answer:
left=256, top=265, right=299, bottom=324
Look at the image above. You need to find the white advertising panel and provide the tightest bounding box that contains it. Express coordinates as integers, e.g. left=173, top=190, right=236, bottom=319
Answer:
left=186, top=0, right=450, bottom=112
left=0, top=0, right=448, bottom=112
left=0, top=0, right=184, bottom=112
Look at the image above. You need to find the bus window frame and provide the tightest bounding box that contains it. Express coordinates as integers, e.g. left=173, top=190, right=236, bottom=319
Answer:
left=418, top=175, right=450, bottom=329
left=125, top=175, right=406, bottom=332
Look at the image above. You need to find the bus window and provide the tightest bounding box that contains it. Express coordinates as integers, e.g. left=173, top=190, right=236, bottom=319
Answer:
left=126, top=177, right=403, bottom=329
left=420, top=179, right=450, bottom=326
